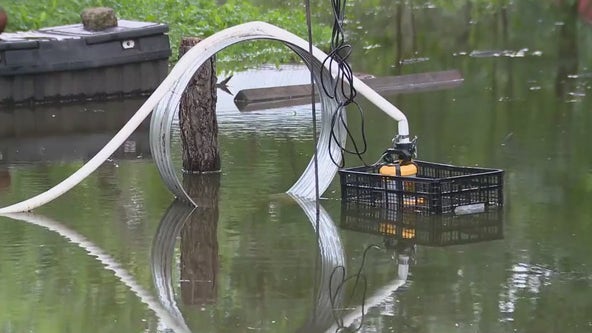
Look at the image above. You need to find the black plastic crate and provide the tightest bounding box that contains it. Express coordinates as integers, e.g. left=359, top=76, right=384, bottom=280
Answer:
left=339, top=160, right=504, bottom=214
left=340, top=201, right=504, bottom=247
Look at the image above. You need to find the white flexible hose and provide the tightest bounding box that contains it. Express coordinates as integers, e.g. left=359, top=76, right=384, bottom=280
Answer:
left=0, top=52, right=181, bottom=213
left=0, top=21, right=410, bottom=213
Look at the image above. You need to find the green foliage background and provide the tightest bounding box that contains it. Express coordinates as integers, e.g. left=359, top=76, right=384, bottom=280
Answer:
left=1, top=0, right=333, bottom=69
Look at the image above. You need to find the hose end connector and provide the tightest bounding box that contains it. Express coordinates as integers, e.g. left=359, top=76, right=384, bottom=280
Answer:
left=390, top=135, right=417, bottom=162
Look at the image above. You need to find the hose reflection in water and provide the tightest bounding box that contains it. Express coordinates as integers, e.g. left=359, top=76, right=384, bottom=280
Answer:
left=150, top=201, right=197, bottom=327
left=1, top=196, right=411, bottom=333
left=289, top=195, right=346, bottom=333
left=151, top=193, right=348, bottom=333
left=0, top=212, right=192, bottom=333
left=323, top=249, right=409, bottom=331
left=150, top=192, right=415, bottom=333
left=291, top=195, right=411, bottom=333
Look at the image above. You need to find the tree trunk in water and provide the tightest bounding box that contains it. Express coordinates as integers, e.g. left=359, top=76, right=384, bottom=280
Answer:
left=178, top=37, right=221, bottom=173
left=180, top=173, right=220, bottom=305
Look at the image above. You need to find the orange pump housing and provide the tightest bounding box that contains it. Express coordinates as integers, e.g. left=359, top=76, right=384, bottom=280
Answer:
left=378, top=162, right=418, bottom=177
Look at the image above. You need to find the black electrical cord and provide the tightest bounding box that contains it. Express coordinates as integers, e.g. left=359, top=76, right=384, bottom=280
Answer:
left=305, top=0, right=321, bottom=217
left=328, top=100, right=369, bottom=167
left=328, top=244, right=381, bottom=332
left=321, top=0, right=370, bottom=168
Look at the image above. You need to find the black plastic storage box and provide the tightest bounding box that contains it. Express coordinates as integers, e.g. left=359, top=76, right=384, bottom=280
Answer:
left=0, top=20, right=171, bottom=106
left=339, top=160, right=504, bottom=214
left=340, top=201, right=503, bottom=247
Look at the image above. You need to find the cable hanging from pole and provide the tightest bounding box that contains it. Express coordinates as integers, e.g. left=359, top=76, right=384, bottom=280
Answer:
left=322, top=0, right=370, bottom=168
left=304, top=0, right=322, bottom=210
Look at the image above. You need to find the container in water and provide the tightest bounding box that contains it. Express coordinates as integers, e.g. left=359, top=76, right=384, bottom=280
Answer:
left=379, top=161, right=417, bottom=192
left=378, top=162, right=418, bottom=177
left=0, top=20, right=171, bottom=105
left=377, top=161, right=419, bottom=206
left=339, top=160, right=504, bottom=214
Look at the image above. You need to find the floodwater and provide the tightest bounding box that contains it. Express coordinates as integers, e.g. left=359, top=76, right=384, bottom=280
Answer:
left=1, top=1, right=592, bottom=332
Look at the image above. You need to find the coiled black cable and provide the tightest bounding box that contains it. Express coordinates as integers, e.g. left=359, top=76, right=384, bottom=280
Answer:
left=321, top=0, right=370, bottom=167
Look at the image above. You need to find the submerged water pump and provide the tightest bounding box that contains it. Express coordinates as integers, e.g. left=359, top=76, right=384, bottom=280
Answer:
left=339, top=131, right=504, bottom=215
left=378, top=136, right=418, bottom=177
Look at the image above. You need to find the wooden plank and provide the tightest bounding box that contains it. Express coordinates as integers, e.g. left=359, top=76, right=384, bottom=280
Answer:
left=234, top=70, right=463, bottom=111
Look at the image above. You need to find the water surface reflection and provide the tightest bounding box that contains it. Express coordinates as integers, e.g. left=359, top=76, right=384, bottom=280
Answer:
left=1, top=192, right=351, bottom=333
left=150, top=183, right=350, bottom=333
left=0, top=212, right=191, bottom=333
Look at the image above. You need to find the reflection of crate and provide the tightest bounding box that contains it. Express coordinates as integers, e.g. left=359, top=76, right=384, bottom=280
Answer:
left=339, top=160, right=504, bottom=214
left=340, top=201, right=503, bottom=247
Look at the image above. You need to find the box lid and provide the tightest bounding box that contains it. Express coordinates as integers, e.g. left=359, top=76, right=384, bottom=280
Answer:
left=0, top=20, right=171, bottom=75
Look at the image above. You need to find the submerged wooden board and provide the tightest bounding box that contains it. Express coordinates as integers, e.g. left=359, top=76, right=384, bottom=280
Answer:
left=234, top=70, right=463, bottom=111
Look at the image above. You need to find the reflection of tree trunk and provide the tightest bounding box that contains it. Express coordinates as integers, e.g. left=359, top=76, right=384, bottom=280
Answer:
left=409, top=0, right=417, bottom=53
left=491, top=5, right=512, bottom=103
left=492, top=4, right=509, bottom=47
left=457, top=1, right=472, bottom=47
left=502, top=8, right=513, bottom=100
left=555, top=1, right=579, bottom=98
left=180, top=173, right=220, bottom=305
left=0, top=169, right=10, bottom=191
left=501, top=6, right=508, bottom=46
left=394, top=2, right=403, bottom=75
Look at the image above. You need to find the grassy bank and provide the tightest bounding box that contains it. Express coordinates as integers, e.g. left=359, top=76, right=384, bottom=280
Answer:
left=2, top=0, right=332, bottom=70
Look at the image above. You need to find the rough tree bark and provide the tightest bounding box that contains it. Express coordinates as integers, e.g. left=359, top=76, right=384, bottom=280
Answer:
left=178, top=37, right=221, bottom=173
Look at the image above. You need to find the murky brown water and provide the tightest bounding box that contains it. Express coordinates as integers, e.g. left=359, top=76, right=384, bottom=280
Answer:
left=2, top=1, right=592, bottom=332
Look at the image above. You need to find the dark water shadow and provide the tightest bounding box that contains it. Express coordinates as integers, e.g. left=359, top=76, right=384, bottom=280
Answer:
left=0, top=98, right=151, bottom=164
left=0, top=167, right=9, bottom=193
